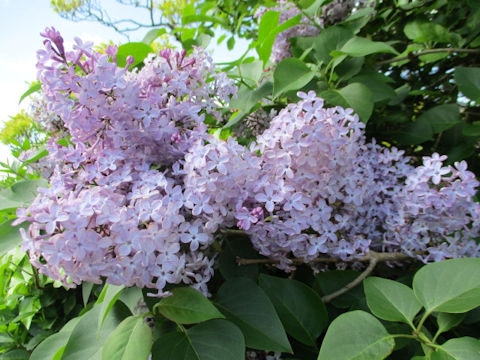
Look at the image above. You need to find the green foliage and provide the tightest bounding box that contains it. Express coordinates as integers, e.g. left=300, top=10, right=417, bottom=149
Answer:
left=318, top=258, right=480, bottom=360
left=215, top=277, right=292, bottom=352
left=153, top=287, right=224, bottom=324
left=102, top=316, right=152, bottom=360
left=0, top=111, right=40, bottom=149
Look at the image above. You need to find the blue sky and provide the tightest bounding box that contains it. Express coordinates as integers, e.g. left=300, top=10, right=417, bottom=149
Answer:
left=0, top=0, right=248, bottom=162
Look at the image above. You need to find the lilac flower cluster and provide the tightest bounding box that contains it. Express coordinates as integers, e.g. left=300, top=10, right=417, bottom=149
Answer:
left=186, top=91, right=480, bottom=270
left=15, top=27, right=236, bottom=296
left=16, top=29, right=480, bottom=296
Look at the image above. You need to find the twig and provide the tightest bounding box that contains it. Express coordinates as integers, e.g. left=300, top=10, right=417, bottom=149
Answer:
left=236, top=250, right=423, bottom=303
left=235, top=250, right=419, bottom=266
left=377, top=48, right=480, bottom=66
left=322, top=252, right=378, bottom=303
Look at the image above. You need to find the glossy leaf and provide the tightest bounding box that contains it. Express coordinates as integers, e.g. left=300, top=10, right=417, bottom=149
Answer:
left=257, top=11, right=301, bottom=64
left=229, top=81, right=273, bottom=113
left=273, top=58, right=314, bottom=97
left=339, top=37, right=398, bottom=57
left=318, top=310, right=394, bottom=360
left=321, top=83, right=374, bottom=122
left=82, top=282, right=94, bottom=307
left=151, top=319, right=245, bottom=360
left=218, top=236, right=260, bottom=280
left=413, top=258, right=480, bottom=314
left=313, top=26, right=354, bottom=64
left=259, top=274, right=328, bottom=346
left=404, top=21, right=459, bottom=44
left=62, top=302, right=130, bottom=360
left=102, top=316, right=152, bottom=360
left=0, top=220, right=28, bottom=256
left=154, top=287, right=224, bottom=324
left=0, top=179, right=47, bottom=209
left=455, top=67, right=480, bottom=102
left=431, top=337, right=480, bottom=360
left=142, top=28, right=167, bottom=44
left=397, top=104, right=460, bottom=145
left=97, top=284, right=125, bottom=331
left=364, top=276, right=422, bottom=326
left=116, top=42, right=154, bottom=68
left=30, top=317, right=81, bottom=360
left=215, top=277, right=291, bottom=353
left=315, top=270, right=364, bottom=308
left=436, top=313, right=465, bottom=336
left=351, top=72, right=396, bottom=102
left=18, top=81, right=41, bottom=104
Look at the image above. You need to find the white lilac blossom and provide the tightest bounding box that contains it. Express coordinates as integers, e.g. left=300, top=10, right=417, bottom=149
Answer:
left=15, top=29, right=480, bottom=296
left=14, top=27, right=236, bottom=297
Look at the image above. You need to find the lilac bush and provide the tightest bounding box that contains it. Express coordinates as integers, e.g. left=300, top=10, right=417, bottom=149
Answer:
left=14, top=28, right=480, bottom=297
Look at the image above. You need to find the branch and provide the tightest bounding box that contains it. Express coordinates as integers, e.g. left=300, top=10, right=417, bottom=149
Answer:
left=322, top=252, right=378, bottom=303
left=377, top=48, right=480, bottom=65
left=235, top=250, right=419, bottom=266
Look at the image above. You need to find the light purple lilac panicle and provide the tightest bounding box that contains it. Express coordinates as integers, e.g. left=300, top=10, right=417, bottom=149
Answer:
left=15, top=28, right=235, bottom=297
left=15, top=29, right=480, bottom=296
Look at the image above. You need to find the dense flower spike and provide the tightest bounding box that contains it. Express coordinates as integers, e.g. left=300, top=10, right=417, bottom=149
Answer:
left=185, top=91, right=480, bottom=270
left=15, top=28, right=235, bottom=297
left=16, top=29, right=480, bottom=297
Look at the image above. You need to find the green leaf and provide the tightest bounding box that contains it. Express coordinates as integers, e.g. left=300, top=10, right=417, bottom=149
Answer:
left=118, top=286, right=144, bottom=315
left=321, top=83, right=374, bottom=122
left=364, top=277, right=422, bottom=326
left=273, top=58, right=314, bottom=97
left=455, top=67, right=480, bottom=102
left=30, top=317, right=81, bottom=360
left=116, top=42, right=154, bottom=68
left=318, top=310, right=394, bottom=360
left=142, top=28, right=167, bottom=44
left=313, top=26, right=354, bottom=64
left=18, top=81, right=41, bottom=104
left=82, top=282, right=94, bottom=307
left=0, top=220, right=28, bottom=256
left=97, top=284, right=125, bottom=331
left=413, top=258, right=480, bottom=314
left=339, top=37, right=398, bottom=57
left=229, top=81, right=273, bottom=113
left=431, top=337, right=480, bottom=360
left=151, top=319, right=245, bottom=360
left=463, top=122, right=480, bottom=136
left=62, top=302, right=130, bottom=360
left=436, top=313, right=465, bottom=336
left=404, top=21, right=460, bottom=44
left=351, top=72, right=396, bottom=102
left=397, top=104, right=460, bottom=145
left=154, top=287, right=224, bottom=324
left=102, top=316, right=152, bottom=360
left=259, top=274, right=328, bottom=347
left=0, top=179, right=47, bottom=210
left=314, top=270, right=364, bottom=308
left=256, top=11, right=301, bottom=64
left=227, top=36, right=235, bottom=50
left=215, top=277, right=292, bottom=353
left=218, top=237, right=260, bottom=280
